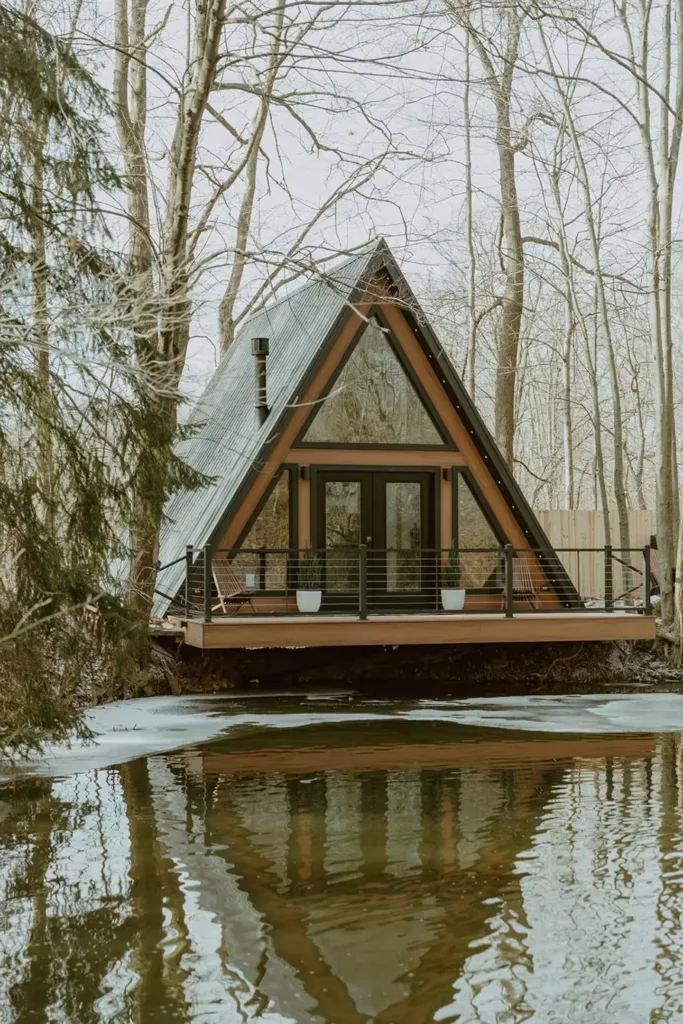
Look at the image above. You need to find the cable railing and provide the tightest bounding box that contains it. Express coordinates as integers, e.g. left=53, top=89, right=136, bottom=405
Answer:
left=168, top=543, right=656, bottom=621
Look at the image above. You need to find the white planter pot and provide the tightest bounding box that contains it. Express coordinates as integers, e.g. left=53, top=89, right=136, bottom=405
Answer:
left=296, top=589, right=322, bottom=613
left=441, top=588, right=465, bottom=612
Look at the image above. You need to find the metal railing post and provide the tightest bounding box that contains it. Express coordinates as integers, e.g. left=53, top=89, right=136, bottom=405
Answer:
left=643, top=545, right=652, bottom=615
left=258, top=547, right=267, bottom=591
left=504, top=544, right=514, bottom=618
left=286, top=548, right=296, bottom=595
left=185, top=544, right=193, bottom=614
left=359, top=544, right=368, bottom=620
left=203, top=543, right=212, bottom=622
left=604, top=544, right=613, bottom=611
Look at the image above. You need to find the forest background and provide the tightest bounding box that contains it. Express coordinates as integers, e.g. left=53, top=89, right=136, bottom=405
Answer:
left=2, top=0, right=681, bottom=750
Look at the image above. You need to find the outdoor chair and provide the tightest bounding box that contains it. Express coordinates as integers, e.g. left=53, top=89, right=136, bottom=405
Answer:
left=512, top=560, right=537, bottom=608
left=212, top=558, right=256, bottom=614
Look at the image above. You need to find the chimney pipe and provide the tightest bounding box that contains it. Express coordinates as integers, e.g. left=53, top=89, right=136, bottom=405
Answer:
left=252, top=337, right=269, bottom=427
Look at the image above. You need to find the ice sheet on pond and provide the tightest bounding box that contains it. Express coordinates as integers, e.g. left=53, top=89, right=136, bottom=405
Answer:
left=4, top=691, right=683, bottom=781
left=409, top=693, right=683, bottom=734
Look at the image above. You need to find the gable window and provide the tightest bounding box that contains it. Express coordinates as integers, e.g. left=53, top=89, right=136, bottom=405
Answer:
left=300, top=317, right=446, bottom=446
left=233, top=470, right=291, bottom=589
left=453, top=472, right=505, bottom=589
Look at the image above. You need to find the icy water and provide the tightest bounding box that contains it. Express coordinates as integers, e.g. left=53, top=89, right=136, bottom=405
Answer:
left=3, top=693, right=683, bottom=1022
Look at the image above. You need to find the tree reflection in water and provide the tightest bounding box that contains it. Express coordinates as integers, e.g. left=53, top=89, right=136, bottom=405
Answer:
left=1, top=709, right=682, bottom=1022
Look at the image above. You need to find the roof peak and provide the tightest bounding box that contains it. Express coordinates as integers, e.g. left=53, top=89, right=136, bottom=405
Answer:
left=240, top=238, right=387, bottom=329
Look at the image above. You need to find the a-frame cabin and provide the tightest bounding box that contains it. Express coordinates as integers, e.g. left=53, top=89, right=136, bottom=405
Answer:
left=155, top=240, right=654, bottom=649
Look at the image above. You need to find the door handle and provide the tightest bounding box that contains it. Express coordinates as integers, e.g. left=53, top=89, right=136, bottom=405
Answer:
left=366, top=536, right=372, bottom=544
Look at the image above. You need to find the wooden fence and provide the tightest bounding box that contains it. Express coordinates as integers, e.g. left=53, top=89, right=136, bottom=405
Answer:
left=536, top=509, right=655, bottom=601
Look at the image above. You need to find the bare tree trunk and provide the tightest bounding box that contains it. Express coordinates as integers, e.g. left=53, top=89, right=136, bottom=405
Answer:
left=616, top=0, right=678, bottom=624
left=546, top=150, right=575, bottom=510
left=114, top=0, right=157, bottom=622
left=539, top=27, right=630, bottom=586
left=589, top=282, right=612, bottom=546
left=464, top=28, right=477, bottom=400
left=658, top=0, right=681, bottom=621
left=447, top=4, right=524, bottom=466
left=627, top=339, right=648, bottom=511
left=115, top=0, right=226, bottom=624
left=561, top=309, right=574, bottom=510
left=218, top=0, right=286, bottom=353
left=492, top=13, right=524, bottom=467
left=30, top=114, right=53, bottom=523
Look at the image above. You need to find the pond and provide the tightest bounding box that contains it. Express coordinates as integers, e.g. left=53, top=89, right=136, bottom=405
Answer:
left=2, top=692, right=683, bottom=1022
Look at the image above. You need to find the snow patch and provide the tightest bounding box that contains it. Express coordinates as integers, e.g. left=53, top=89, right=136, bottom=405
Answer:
left=4, top=691, right=683, bottom=781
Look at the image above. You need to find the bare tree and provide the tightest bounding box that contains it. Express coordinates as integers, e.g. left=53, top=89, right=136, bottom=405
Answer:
left=446, top=0, right=525, bottom=466
left=113, top=0, right=227, bottom=623
left=537, top=27, right=632, bottom=581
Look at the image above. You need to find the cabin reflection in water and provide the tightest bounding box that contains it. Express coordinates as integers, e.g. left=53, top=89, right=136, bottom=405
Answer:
left=2, top=723, right=682, bottom=1022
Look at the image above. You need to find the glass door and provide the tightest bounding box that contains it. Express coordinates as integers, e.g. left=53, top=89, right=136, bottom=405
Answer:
left=371, top=473, right=435, bottom=611
left=314, top=470, right=436, bottom=612
left=316, top=472, right=372, bottom=609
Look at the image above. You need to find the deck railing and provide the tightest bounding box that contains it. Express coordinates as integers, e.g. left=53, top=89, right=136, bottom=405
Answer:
left=165, top=544, right=656, bottom=621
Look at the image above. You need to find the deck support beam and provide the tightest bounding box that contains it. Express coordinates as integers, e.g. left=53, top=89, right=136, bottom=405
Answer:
left=183, top=612, right=655, bottom=650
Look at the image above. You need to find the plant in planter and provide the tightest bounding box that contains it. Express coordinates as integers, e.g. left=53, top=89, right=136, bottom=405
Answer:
left=441, top=546, right=465, bottom=612
left=296, top=549, right=323, bottom=613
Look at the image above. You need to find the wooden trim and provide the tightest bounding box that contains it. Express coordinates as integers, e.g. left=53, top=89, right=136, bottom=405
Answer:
left=186, top=612, right=655, bottom=650
left=296, top=442, right=453, bottom=451
left=290, top=466, right=299, bottom=554
left=434, top=469, right=441, bottom=558
left=440, top=477, right=452, bottom=550
left=293, top=449, right=466, bottom=466
left=298, top=475, right=311, bottom=547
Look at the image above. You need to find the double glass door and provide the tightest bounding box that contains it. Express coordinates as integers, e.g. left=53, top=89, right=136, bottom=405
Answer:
left=315, top=470, right=436, bottom=610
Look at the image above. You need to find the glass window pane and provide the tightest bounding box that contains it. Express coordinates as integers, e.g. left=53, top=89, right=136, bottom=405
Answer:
left=457, top=476, right=501, bottom=589
left=325, top=481, right=360, bottom=591
left=386, top=481, right=421, bottom=591
left=234, top=472, right=290, bottom=589
left=302, top=319, right=444, bottom=445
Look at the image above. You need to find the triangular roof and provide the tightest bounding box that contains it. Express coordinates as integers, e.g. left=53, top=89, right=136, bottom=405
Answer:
left=155, top=239, right=562, bottom=615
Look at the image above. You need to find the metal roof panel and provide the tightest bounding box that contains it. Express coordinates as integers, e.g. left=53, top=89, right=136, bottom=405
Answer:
left=154, top=245, right=380, bottom=614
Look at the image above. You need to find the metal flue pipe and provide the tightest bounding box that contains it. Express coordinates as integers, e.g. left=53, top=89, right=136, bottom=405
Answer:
left=251, top=337, right=269, bottom=426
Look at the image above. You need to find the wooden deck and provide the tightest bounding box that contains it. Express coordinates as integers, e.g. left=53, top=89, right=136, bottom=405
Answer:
left=180, top=611, right=655, bottom=649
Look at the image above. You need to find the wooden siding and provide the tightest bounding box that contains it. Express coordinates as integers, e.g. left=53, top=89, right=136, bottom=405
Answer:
left=183, top=612, right=655, bottom=649
left=537, top=509, right=655, bottom=600
left=538, top=509, right=655, bottom=549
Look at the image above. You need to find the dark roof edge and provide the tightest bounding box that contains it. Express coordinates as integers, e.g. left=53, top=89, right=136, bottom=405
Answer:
left=238, top=240, right=383, bottom=329
left=376, top=244, right=579, bottom=605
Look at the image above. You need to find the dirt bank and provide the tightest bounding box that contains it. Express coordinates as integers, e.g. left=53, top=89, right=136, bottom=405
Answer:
left=150, top=639, right=683, bottom=699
